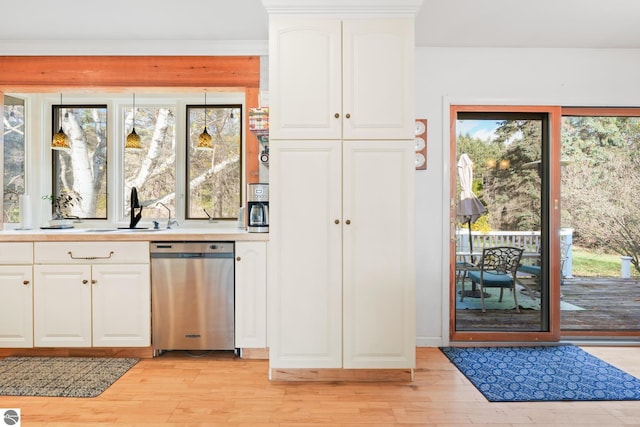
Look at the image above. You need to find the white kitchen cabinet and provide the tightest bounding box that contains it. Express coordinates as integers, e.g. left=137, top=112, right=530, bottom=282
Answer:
left=34, top=264, right=93, bottom=347
left=33, top=242, right=150, bottom=348
left=269, top=140, right=415, bottom=369
left=341, top=141, right=415, bottom=368
left=269, top=17, right=414, bottom=140
left=91, top=264, right=150, bottom=347
left=0, top=243, right=34, bottom=348
left=234, top=241, right=267, bottom=349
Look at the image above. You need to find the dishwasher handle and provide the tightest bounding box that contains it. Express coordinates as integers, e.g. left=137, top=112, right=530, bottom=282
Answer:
left=150, top=241, right=234, bottom=257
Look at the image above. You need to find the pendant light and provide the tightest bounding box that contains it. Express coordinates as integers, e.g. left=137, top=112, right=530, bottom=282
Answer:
left=125, top=93, right=142, bottom=150
left=51, top=93, right=70, bottom=151
left=197, top=91, right=213, bottom=150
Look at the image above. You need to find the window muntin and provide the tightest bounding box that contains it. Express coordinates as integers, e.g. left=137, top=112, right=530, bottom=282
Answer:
left=186, top=104, right=242, bottom=220
left=52, top=105, right=108, bottom=220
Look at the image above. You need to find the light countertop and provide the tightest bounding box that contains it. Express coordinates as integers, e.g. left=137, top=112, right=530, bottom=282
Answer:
left=0, top=226, right=269, bottom=242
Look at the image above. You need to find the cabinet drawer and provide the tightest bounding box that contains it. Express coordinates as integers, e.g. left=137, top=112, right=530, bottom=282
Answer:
left=34, top=242, right=149, bottom=264
left=0, top=242, right=33, bottom=264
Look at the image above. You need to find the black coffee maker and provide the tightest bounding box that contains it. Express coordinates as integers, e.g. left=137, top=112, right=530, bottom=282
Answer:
left=247, top=183, right=269, bottom=233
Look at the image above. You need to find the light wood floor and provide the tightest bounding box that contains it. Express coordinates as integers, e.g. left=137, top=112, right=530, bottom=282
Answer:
left=2, top=346, right=640, bottom=426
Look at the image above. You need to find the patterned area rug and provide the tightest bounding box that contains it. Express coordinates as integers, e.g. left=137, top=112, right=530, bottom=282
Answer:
left=0, top=357, right=138, bottom=397
left=441, top=346, right=640, bottom=401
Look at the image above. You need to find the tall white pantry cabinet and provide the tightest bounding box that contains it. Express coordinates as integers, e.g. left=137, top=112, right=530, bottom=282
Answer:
left=268, top=15, right=416, bottom=369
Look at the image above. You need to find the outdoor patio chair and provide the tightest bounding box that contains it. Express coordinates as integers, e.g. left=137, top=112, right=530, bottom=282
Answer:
left=467, top=246, right=524, bottom=313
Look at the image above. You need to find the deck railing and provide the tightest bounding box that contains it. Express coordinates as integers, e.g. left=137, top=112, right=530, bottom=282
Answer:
left=456, top=228, right=574, bottom=278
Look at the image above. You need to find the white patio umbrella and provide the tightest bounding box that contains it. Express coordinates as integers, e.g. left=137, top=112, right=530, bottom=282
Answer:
left=456, top=153, right=487, bottom=261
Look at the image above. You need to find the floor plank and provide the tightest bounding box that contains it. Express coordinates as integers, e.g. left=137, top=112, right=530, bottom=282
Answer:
left=2, top=347, right=640, bottom=425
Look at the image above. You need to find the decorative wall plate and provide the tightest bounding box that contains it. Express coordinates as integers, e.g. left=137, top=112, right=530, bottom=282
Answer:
left=414, top=119, right=427, bottom=170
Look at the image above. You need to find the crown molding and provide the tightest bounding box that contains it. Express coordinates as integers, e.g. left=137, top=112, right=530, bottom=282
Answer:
left=261, top=0, right=423, bottom=15
left=0, top=40, right=268, bottom=56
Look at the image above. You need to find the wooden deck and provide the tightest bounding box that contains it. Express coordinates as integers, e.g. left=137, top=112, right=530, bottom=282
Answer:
left=456, top=277, right=640, bottom=334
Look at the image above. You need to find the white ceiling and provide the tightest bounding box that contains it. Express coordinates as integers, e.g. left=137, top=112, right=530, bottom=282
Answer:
left=415, top=0, right=640, bottom=48
left=1, top=0, right=639, bottom=49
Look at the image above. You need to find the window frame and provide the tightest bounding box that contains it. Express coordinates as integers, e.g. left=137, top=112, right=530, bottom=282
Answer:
left=184, top=103, right=243, bottom=221
left=2, top=94, right=27, bottom=225
left=51, top=103, right=109, bottom=220
left=40, top=92, right=246, bottom=228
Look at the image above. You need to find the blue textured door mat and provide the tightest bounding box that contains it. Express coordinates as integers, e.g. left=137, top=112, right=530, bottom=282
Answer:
left=441, top=345, right=640, bottom=401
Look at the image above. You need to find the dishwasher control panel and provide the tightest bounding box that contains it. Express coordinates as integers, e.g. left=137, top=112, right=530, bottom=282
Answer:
left=150, top=241, right=234, bottom=256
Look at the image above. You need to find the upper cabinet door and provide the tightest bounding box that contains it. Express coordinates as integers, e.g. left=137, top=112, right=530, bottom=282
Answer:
left=342, top=19, right=415, bottom=140
left=269, top=17, right=414, bottom=141
left=269, top=18, right=342, bottom=140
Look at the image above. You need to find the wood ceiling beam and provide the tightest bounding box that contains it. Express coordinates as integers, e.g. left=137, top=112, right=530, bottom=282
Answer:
left=0, top=56, right=260, bottom=91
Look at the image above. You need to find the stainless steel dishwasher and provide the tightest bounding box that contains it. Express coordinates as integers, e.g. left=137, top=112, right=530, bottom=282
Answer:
left=151, top=241, right=234, bottom=354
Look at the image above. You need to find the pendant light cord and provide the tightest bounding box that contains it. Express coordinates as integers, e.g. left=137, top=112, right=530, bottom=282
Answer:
left=132, top=93, right=136, bottom=128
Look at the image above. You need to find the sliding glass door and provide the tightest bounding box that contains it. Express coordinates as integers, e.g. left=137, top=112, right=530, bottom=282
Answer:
left=560, top=108, right=640, bottom=338
left=450, top=106, right=562, bottom=342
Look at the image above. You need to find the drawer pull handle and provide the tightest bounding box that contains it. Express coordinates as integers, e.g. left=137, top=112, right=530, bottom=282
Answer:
left=68, top=251, right=114, bottom=260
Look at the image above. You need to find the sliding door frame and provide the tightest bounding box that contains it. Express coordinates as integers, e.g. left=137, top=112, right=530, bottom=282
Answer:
left=560, top=107, right=640, bottom=339
left=449, top=104, right=562, bottom=343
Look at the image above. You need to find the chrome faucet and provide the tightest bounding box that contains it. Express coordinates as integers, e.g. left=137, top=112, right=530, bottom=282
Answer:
left=156, top=202, right=179, bottom=229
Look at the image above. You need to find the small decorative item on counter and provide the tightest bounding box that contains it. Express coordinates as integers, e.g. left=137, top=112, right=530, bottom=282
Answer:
left=42, top=189, right=82, bottom=226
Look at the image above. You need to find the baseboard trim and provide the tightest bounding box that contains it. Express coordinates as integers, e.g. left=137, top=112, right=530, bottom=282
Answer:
left=240, top=347, right=269, bottom=359
left=0, top=347, right=154, bottom=358
left=270, top=368, right=414, bottom=382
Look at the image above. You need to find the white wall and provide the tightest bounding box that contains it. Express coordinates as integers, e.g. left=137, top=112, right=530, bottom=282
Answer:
left=414, top=47, right=640, bottom=346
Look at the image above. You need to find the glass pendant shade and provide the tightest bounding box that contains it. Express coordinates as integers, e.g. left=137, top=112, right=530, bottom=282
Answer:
left=52, top=126, right=70, bottom=150
left=126, top=93, right=142, bottom=150
left=196, top=91, right=213, bottom=150
left=126, top=127, right=142, bottom=150
left=52, top=94, right=70, bottom=150
left=197, top=127, right=213, bottom=150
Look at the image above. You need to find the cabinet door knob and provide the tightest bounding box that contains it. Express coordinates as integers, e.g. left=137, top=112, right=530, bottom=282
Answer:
left=82, top=279, right=89, bottom=285
left=334, top=219, right=340, bottom=224
left=236, top=256, right=241, bottom=261
left=91, top=279, right=97, bottom=284
left=345, top=113, right=351, bottom=119
left=23, top=280, right=30, bottom=285
left=334, top=113, right=340, bottom=119
left=345, top=219, right=351, bottom=225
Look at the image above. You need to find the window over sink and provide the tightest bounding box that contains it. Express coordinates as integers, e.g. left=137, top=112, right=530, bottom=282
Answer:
left=3, top=91, right=245, bottom=227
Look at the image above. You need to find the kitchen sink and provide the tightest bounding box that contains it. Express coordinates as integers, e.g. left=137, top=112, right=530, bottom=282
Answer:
left=82, top=228, right=167, bottom=233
